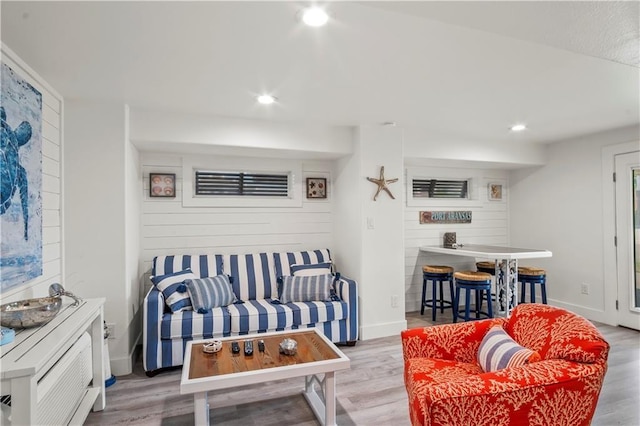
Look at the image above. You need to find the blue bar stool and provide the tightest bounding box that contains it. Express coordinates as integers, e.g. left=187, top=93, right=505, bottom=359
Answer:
left=476, top=261, right=500, bottom=302
left=421, top=265, right=454, bottom=321
left=453, top=271, right=494, bottom=322
left=518, top=266, right=547, bottom=304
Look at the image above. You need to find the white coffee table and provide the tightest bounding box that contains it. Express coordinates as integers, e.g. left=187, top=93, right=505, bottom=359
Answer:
left=180, top=328, right=351, bottom=426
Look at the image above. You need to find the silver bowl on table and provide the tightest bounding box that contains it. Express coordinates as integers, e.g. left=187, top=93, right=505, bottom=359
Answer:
left=0, top=296, right=63, bottom=329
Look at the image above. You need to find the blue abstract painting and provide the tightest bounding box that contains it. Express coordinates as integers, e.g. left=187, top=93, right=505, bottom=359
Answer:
left=1, top=62, right=43, bottom=292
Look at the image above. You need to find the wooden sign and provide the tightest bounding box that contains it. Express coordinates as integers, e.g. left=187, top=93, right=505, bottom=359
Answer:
left=420, top=211, right=472, bottom=224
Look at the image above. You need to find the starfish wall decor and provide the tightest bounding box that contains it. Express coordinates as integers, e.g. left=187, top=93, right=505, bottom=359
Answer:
left=366, top=166, right=398, bottom=201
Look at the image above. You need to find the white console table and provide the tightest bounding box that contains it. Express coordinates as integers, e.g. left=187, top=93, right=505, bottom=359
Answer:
left=0, top=298, right=105, bottom=425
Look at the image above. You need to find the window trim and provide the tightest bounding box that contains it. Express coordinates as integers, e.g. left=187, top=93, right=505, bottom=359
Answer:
left=182, top=157, right=302, bottom=208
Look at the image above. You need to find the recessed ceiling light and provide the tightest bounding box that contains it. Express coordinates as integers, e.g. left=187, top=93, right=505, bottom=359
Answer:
left=302, top=7, right=329, bottom=27
left=257, top=94, right=276, bottom=105
left=510, top=124, right=527, bottom=132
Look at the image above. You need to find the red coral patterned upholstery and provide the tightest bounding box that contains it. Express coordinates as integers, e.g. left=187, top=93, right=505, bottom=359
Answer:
left=401, top=303, right=609, bottom=426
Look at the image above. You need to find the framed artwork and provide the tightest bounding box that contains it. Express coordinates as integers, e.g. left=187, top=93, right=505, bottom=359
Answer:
left=1, top=61, right=44, bottom=292
left=150, top=173, right=176, bottom=198
left=488, top=183, right=503, bottom=201
left=306, top=177, right=327, bottom=199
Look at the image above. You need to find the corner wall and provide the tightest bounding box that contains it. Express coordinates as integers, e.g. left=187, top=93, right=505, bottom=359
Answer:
left=355, top=126, right=407, bottom=339
left=64, top=100, right=135, bottom=375
left=509, top=125, right=640, bottom=323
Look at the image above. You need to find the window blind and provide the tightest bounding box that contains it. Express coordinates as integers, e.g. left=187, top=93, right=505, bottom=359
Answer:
left=195, top=171, right=289, bottom=197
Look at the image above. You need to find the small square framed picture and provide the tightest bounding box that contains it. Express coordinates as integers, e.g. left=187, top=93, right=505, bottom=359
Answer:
left=150, top=173, right=176, bottom=198
left=306, top=177, right=327, bottom=199
left=488, top=183, right=503, bottom=201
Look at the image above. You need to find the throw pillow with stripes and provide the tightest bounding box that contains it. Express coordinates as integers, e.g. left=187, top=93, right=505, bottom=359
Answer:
left=290, top=261, right=332, bottom=276
left=477, top=325, right=541, bottom=372
left=278, top=273, right=333, bottom=304
left=151, top=269, right=197, bottom=313
left=185, top=275, right=238, bottom=313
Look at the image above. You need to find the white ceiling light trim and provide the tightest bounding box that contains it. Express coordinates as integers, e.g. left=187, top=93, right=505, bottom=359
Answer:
left=302, top=7, right=329, bottom=27
left=510, top=124, right=527, bottom=132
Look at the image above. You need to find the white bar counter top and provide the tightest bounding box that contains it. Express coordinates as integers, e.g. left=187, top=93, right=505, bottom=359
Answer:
left=420, top=244, right=552, bottom=260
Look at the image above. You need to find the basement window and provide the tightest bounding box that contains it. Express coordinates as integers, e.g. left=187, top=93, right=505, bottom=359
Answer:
left=182, top=157, right=302, bottom=208
left=412, top=178, right=469, bottom=199
left=195, top=170, right=289, bottom=197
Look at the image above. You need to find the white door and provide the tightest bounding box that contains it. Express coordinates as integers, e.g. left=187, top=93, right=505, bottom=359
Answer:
left=615, top=150, right=640, bottom=330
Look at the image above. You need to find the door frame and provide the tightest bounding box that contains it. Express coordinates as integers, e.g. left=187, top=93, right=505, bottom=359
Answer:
left=602, top=141, right=640, bottom=326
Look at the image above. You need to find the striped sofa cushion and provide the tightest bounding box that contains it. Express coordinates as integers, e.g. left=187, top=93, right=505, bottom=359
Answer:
left=160, top=307, right=231, bottom=339
left=223, top=253, right=277, bottom=300
left=227, top=299, right=347, bottom=334
left=273, top=249, right=332, bottom=278
left=153, top=254, right=224, bottom=278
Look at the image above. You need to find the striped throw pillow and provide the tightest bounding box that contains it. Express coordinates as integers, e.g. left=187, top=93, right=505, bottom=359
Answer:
left=290, top=262, right=332, bottom=276
left=278, top=274, right=333, bottom=304
left=477, top=325, right=541, bottom=372
left=151, top=269, right=196, bottom=313
left=185, top=275, right=238, bottom=313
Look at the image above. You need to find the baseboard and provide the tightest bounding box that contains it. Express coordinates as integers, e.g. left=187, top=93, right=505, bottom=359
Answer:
left=110, top=331, right=141, bottom=376
left=548, top=299, right=613, bottom=326
left=360, top=319, right=408, bottom=340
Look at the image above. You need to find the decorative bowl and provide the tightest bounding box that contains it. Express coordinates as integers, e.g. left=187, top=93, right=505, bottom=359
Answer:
left=0, top=296, right=62, bottom=329
left=202, top=340, right=223, bottom=353
left=279, top=338, right=298, bottom=355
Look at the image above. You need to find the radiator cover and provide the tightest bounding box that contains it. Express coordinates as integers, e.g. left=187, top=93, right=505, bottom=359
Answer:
left=35, top=332, right=92, bottom=425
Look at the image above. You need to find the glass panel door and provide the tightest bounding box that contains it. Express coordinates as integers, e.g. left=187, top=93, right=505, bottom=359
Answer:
left=616, top=151, right=640, bottom=330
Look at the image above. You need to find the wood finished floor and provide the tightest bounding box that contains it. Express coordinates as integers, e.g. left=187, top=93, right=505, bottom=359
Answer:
left=86, top=311, right=639, bottom=425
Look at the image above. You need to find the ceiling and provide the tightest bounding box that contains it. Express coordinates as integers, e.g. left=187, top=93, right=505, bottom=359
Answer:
left=1, top=1, right=638, bottom=146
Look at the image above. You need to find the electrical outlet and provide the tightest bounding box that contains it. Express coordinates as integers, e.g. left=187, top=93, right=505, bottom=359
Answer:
left=106, top=323, right=116, bottom=339
left=391, top=295, right=399, bottom=308
left=581, top=283, right=590, bottom=295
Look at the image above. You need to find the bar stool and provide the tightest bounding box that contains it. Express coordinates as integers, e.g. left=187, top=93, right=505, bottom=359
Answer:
left=453, top=271, right=494, bottom=322
left=421, top=265, right=454, bottom=321
left=518, top=266, right=547, bottom=304
left=476, top=261, right=495, bottom=275
left=476, top=261, right=500, bottom=302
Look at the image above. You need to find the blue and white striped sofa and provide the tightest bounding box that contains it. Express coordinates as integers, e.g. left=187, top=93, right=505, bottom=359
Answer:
left=143, top=249, right=358, bottom=374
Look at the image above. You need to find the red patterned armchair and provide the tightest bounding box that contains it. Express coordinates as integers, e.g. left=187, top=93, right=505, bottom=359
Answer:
left=401, top=304, right=609, bottom=426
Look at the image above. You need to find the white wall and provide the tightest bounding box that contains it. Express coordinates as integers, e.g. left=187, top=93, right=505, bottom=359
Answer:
left=1, top=45, right=64, bottom=303
left=332, top=130, right=361, bottom=282
left=404, top=165, right=510, bottom=312
left=139, top=153, right=336, bottom=272
left=124, top=106, right=143, bottom=353
left=64, top=100, right=136, bottom=375
left=357, top=126, right=407, bottom=339
left=130, top=107, right=353, bottom=159
left=510, top=125, right=640, bottom=324
left=403, top=126, right=547, bottom=168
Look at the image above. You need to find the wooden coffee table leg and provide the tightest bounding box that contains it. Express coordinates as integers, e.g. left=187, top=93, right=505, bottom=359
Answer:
left=193, top=391, right=210, bottom=426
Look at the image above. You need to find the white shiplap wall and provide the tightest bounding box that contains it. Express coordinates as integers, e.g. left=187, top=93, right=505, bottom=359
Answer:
left=404, top=166, right=509, bottom=312
left=1, top=46, right=64, bottom=302
left=140, top=153, right=334, bottom=274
